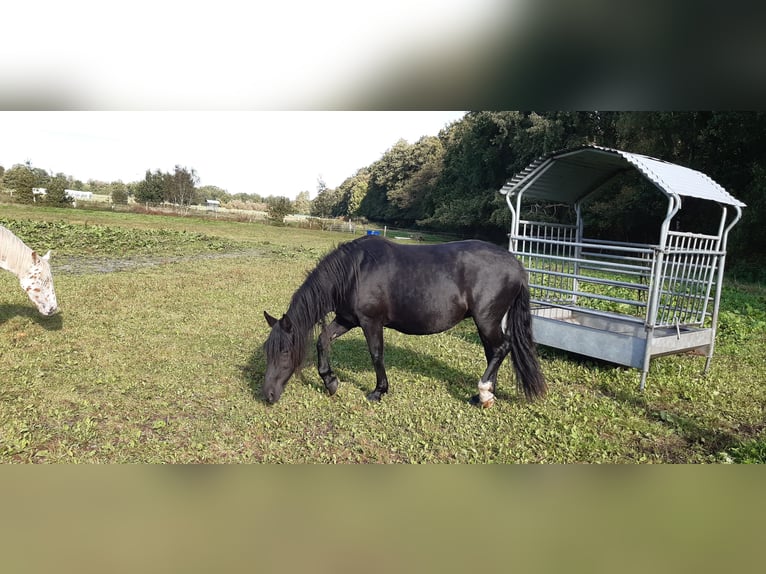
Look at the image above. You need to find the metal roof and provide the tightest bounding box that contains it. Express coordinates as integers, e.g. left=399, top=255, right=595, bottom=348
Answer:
left=500, top=145, right=746, bottom=208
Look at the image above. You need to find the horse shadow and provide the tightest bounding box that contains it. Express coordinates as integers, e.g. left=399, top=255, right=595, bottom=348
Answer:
left=530, top=343, right=759, bottom=461
left=240, top=336, right=510, bottom=405
left=595, top=382, right=759, bottom=461
left=0, top=304, right=63, bottom=330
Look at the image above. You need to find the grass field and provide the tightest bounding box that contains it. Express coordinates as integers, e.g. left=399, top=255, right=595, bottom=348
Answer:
left=1, top=204, right=765, bottom=463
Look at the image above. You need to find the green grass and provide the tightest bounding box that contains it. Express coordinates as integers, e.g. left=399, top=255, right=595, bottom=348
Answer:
left=1, top=205, right=765, bottom=463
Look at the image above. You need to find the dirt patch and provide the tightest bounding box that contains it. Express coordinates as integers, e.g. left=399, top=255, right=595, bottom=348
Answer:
left=53, top=249, right=266, bottom=275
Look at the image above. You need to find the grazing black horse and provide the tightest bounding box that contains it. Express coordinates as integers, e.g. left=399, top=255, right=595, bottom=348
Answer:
left=262, top=235, right=546, bottom=407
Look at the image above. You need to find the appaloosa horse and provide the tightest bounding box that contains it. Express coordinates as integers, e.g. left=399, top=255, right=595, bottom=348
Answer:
left=0, top=224, right=58, bottom=316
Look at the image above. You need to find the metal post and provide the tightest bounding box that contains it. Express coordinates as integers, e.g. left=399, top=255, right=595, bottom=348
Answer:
left=505, top=190, right=518, bottom=252
left=705, top=205, right=743, bottom=372
left=572, top=202, right=583, bottom=304
left=640, top=194, right=680, bottom=390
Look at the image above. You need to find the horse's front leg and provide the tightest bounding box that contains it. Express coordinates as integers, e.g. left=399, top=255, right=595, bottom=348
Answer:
left=316, top=318, right=351, bottom=396
left=360, top=321, right=388, bottom=401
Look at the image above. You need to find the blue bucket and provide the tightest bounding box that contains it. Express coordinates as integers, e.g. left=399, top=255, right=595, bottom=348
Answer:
left=366, top=230, right=381, bottom=236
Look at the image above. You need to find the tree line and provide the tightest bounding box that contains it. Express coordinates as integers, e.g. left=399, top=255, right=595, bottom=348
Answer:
left=313, top=111, right=766, bottom=265
left=2, top=112, right=764, bottom=264
left=0, top=160, right=308, bottom=223
left=0, top=161, right=76, bottom=206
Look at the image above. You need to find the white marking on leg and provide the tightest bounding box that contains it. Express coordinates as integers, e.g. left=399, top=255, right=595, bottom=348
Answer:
left=477, top=380, right=496, bottom=408
left=501, top=311, right=509, bottom=335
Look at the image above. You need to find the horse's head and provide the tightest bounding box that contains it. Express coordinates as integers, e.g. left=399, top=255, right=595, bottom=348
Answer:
left=262, top=311, right=300, bottom=404
left=19, top=250, right=58, bottom=316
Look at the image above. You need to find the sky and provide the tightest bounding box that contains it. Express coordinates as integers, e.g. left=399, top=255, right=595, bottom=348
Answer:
left=0, top=111, right=465, bottom=200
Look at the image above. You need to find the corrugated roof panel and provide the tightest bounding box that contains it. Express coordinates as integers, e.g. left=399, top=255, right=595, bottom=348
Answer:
left=618, top=151, right=745, bottom=207
left=501, top=145, right=746, bottom=208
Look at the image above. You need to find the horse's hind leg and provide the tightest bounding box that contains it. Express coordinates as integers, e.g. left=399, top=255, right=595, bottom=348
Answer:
left=317, top=318, right=351, bottom=396
left=471, top=317, right=511, bottom=408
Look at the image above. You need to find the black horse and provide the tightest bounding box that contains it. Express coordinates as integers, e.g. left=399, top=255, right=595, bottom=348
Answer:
left=262, top=235, right=546, bottom=407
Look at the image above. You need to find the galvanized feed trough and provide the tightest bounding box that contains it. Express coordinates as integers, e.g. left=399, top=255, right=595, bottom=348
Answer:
left=500, top=145, right=745, bottom=389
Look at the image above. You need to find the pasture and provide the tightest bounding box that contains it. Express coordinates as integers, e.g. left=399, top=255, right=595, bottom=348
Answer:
left=1, top=204, right=764, bottom=463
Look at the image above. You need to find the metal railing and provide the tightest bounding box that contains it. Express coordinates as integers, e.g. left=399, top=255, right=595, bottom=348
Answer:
left=512, top=221, right=722, bottom=329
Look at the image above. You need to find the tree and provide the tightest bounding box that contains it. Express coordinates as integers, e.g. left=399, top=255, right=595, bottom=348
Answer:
left=335, top=169, right=369, bottom=219
left=385, top=136, right=444, bottom=225
left=86, top=179, right=111, bottom=194
left=231, top=191, right=265, bottom=203
left=3, top=163, right=38, bottom=203
left=310, top=177, right=342, bottom=218
left=293, top=190, right=311, bottom=215
left=305, top=111, right=766, bottom=265
left=110, top=181, right=129, bottom=205
left=198, top=185, right=229, bottom=202
left=267, top=195, right=294, bottom=224
left=134, top=169, right=165, bottom=204
left=358, top=139, right=416, bottom=223
left=165, top=165, right=199, bottom=206
left=44, top=172, right=73, bottom=207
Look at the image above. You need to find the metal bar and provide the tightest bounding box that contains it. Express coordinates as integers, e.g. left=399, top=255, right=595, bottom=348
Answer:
left=667, top=230, right=722, bottom=241
left=699, top=207, right=728, bottom=323
left=530, top=302, right=648, bottom=325
left=645, top=194, right=681, bottom=326
left=578, top=252, right=656, bottom=269
left=518, top=251, right=653, bottom=274
left=582, top=237, right=661, bottom=249
left=506, top=188, right=519, bottom=252
left=511, top=235, right=656, bottom=255
left=660, top=236, right=686, bottom=325
left=525, top=268, right=651, bottom=293
left=528, top=284, right=648, bottom=308
left=518, top=219, right=577, bottom=230
left=686, top=236, right=709, bottom=324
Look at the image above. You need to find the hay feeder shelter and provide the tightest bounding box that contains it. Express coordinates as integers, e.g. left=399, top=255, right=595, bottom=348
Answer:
left=500, top=145, right=745, bottom=389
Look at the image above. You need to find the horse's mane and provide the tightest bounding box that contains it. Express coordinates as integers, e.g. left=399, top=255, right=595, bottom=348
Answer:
left=265, top=237, right=373, bottom=370
left=0, top=225, right=35, bottom=277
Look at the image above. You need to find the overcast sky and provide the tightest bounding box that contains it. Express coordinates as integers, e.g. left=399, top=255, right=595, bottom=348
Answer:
left=0, top=111, right=465, bottom=199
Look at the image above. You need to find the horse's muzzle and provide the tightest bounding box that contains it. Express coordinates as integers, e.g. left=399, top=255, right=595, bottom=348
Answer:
left=263, top=387, right=281, bottom=404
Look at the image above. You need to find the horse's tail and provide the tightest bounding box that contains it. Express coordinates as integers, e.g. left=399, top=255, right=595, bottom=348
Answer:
left=506, top=282, right=547, bottom=401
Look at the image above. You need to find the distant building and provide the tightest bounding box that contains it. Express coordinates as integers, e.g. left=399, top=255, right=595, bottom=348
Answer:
left=31, top=188, right=93, bottom=201
left=65, top=189, right=93, bottom=201
left=206, top=199, right=220, bottom=211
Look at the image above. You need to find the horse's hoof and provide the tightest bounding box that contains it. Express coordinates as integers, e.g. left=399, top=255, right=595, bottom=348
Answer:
left=476, top=381, right=496, bottom=408
left=469, top=394, right=495, bottom=408
left=325, top=376, right=339, bottom=396
left=366, top=391, right=382, bottom=402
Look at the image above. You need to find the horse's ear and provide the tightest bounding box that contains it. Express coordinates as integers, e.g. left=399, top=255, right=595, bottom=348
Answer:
left=264, top=311, right=278, bottom=327
left=42, top=250, right=52, bottom=261
left=279, top=314, right=293, bottom=333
